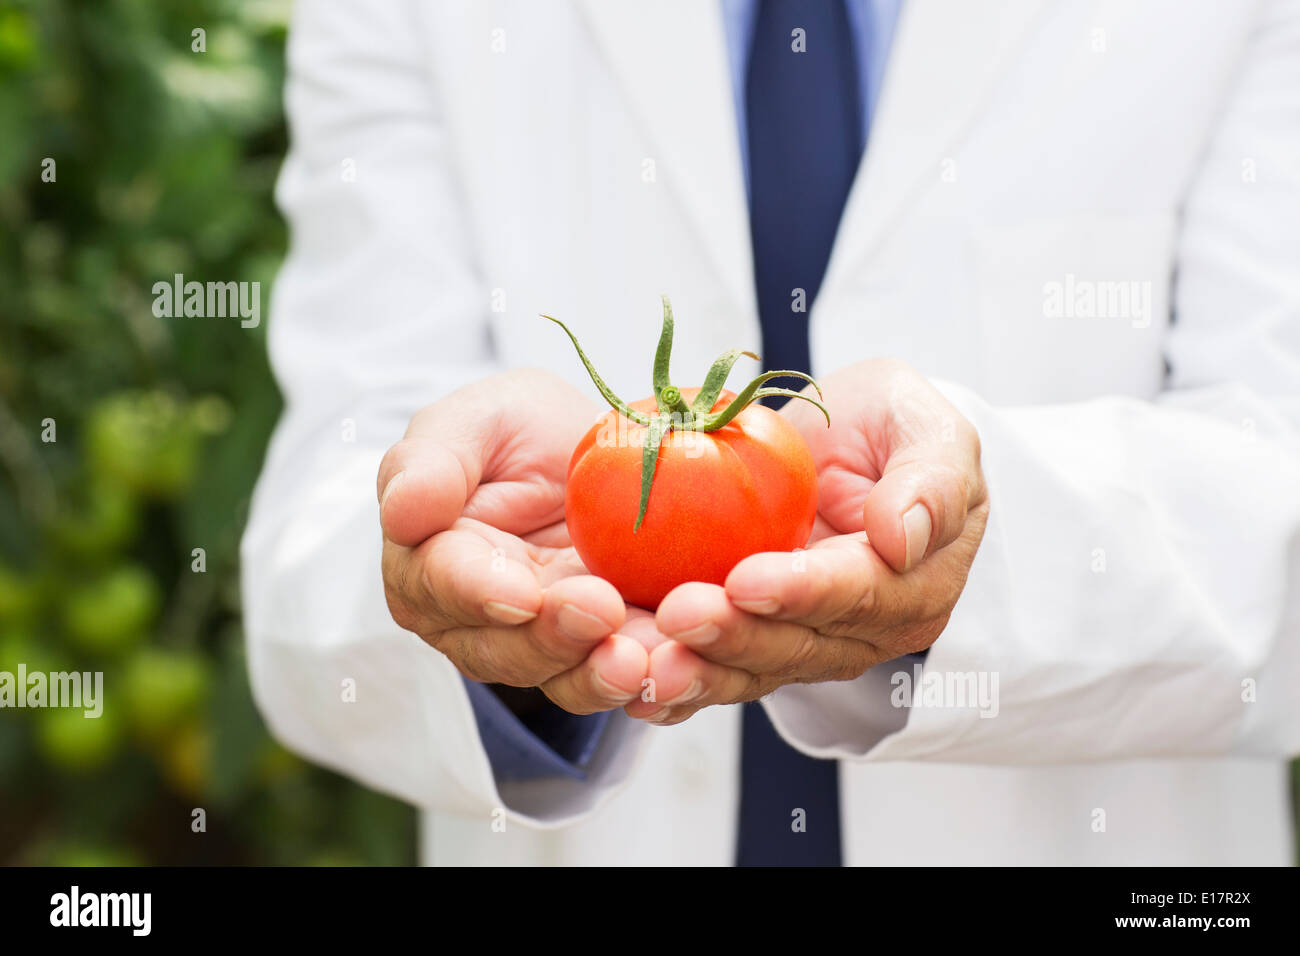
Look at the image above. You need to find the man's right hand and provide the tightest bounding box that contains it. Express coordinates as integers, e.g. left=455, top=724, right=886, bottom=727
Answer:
left=377, top=369, right=650, bottom=714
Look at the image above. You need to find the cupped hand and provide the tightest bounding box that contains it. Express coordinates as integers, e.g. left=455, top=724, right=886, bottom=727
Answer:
left=378, top=369, right=650, bottom=714
left=626, top=358, right=989, bottom=725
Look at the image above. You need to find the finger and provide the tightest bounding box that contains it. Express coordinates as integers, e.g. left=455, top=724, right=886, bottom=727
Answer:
left=625, top=640, right=759, bottom=724
left=378, top=388, right=499, bottom=548
left=730, top=527, right=983, bottom=656
left=617, top=609, right=675, bottom=655
left=541, top=633, right=649, bottom=714
left=379, top=438, right=472, bottom=547
left=655, top=580, right=878, bottom=676
left=862, top=462, right=950, bottom=573
left=865, top=420, right=984, bottom=575
left=410, top=528, right=544, bottom=631
left=723, top=542, right=892, bottom=629
left=530, top=573, right=627, bottom=663
left=656, top=581, right=874, bottom=678
left=378, top=370, right=589, bottom=547
left=434, top=577, right=624, bottom=687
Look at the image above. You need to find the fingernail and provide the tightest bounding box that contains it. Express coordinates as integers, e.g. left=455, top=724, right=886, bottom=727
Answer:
left=732, top=597, right=780, bottom=615
left=664, top=621, right=720, bottom=646
left=903, top=503, right=932, bottom=571
left=484, top=600, right=538, bottom=625
left=664, top=680, right=703, bottom=705
left=557, top=603, right=612, bottom=641
left=379, top=470, right=406, bottom=513
left=645, top=708, right=672, bottom=723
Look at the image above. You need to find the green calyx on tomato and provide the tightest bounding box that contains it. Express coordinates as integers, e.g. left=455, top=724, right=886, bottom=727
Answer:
left=544, top=295, right=830, bottom=532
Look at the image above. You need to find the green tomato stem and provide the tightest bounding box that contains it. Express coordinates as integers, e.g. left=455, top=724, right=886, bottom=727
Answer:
left=691, top=347, right=761, bottom=416
left=652, top=295, right=675, bottom=414
left=695, top=370, right=827, bottom=431
left=541, top=314, right=652, bottom=426
left=659, top=385, right=692, bottom=418
left=635, top=416, right=668, bottom=532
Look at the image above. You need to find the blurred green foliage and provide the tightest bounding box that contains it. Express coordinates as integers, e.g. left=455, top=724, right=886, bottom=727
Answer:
left=0, top=0, right=415, bottom=864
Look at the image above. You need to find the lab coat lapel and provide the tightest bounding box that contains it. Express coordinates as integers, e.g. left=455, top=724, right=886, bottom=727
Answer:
left=578, top=0, right=755, bottom=318
left=822, top=0, right=1053, bottom=296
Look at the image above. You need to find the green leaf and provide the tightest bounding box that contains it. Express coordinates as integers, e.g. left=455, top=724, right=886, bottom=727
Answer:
left=209, top=632, right=270, bottom=810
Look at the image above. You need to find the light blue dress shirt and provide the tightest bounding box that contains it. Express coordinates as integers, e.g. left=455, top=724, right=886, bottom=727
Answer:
left=467, top=0, right=904, bottom=783
left=723, top=0, right=902, bottom=192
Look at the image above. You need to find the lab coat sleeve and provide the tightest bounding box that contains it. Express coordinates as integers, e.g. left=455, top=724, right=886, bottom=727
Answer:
left=240, top=0, right=643, bottom=826
left=765, top=0, right=1300, bottom=764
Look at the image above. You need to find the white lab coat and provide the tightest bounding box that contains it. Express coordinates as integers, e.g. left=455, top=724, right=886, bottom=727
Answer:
left=241, top=0, right=1300, bottom=865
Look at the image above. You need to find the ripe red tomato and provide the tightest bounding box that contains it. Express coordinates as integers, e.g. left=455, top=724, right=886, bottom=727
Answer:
left=547, top=296, right=828, bottom=610
left=566, top=388, right=818, bottom=609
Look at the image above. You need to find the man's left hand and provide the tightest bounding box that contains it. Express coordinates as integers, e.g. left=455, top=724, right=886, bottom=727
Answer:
left=624, top=359, right=990, bottom=725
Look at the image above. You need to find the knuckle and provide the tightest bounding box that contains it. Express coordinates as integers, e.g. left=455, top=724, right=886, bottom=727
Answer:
left=384, top=590, right=420, bottom=635
left=739, top=673, right=775, bottom=703
left=832, top=648, right=872, bottom=681
left=921, top=570, right=962, bottom=620
left=442, top=627, right=508, bottom=685
left=970, top=463, right=989, bottom=509
left=532, top=627, right=593, bottom=672
left=449, top=629, right=486, bottom=681
left=653, top=707, right=695, bottom=726
left=444, top=630, right=490, bottom=682
left=919, top=614, right=952, bottom=650
left=776, top=629, right=822, bottom=679
left=927, top=462, right=967, bottom=534
left=874, top=356, right=913, bottom=379
left=846, top=582, right=879, bottom=624
left=382, top=548, right=425, bottom=634
left=964, top=419, right=982, bottom=460
left=791, top=553, right=842, bottom=621
left=895, top=616, right=949, bottom=656
left=565, top=692, right=614, bottom=716
left=795, top=644, right=863, bottom=684
left=548, top=670, right=620, bottom=716
left=539, top=683, right=580, bottom=714
left=419, top=549, right=459, bottom=626
left=952, top=422, right=987, bottom=502
left=933, top=459, right=967, bottom=498
left=827, top=664, right=858, bottom=683
left=490, top=658, right=537, bottom=689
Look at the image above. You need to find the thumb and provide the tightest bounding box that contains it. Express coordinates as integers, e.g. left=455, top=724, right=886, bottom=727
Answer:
left=862, top=456, right=978, bottom=574
left=377, top=436, right=475, bottom=548
left=378, top=370, right=600, bottom=548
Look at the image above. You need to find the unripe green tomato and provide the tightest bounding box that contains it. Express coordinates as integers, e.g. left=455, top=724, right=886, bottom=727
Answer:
left=0, top=565, right=39, bottom=624
left=123, top=648, right=210, bottom=739
left=46, top=845, right=143, bottom=867
left=0, top=627, right=67, bottom=677
left=49, top=480, right=140, bottom=557
left=36, top=704, right=123, bottom=772
left=161, top=719, right=210, bottom=798
left=86, top=391, right=201, bottom=498
left=62, top=565, right=160, bottom=656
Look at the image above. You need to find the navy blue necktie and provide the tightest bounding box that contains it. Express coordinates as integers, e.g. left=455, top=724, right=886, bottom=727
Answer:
left=737, top=0, right=863, bottom=867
